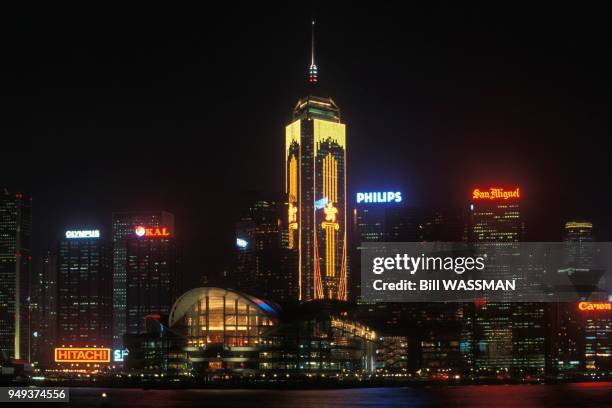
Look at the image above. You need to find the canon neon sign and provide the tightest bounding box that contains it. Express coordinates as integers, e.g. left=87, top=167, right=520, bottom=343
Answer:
left=134, top=226, right=171, bottom=237
left=54, top=347, right=111, bottom=363
left=65, top=230, right=100, bottom=239
left=356, top=191, right=402, bottom=204
left=578, top=302, right=611, bottom=312
left=472, top=187, right=520, bottom=201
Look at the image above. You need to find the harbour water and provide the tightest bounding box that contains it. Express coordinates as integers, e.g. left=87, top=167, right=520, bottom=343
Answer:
left=18, top=382, right=612, bottom=408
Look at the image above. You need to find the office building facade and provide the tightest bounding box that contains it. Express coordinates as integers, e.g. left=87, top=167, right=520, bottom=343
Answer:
left=0, top=190, right=32, bottom=360
left=234, top=195, right=296, bottom=302
left=111, top=211, right=174, bottom=345
left=125, top=225, right=179, bottom=335
left=57, top=230, right=112, bottom=347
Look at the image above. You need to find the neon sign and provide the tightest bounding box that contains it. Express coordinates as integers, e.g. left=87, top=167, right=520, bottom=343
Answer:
left=472, top=187, right=520, bottom=201
left=54, top=347, right=111, bottom=363
left=113, top=349, right=129, bottom=362
left=578, top=302, right=611, bottom=311
left=356, top=192, right=402, bottom=204
left=236, top=238, right=248, bottom=249
left=134, top=226, right=171, bottom=237
left=65, top=230, right=100, bottom=239
left=315, top=197, right=329, bottom=210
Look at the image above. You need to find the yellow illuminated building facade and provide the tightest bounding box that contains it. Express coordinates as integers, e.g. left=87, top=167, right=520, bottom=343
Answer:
left=285, top=96, right=347, bottom=301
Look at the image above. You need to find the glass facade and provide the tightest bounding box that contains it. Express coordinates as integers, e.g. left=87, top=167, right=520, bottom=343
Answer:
left=57, top=236, right=112, bottom=347
left=260, top=316, right=376, bottom=374
left=286, top=96, right=348, bottom=301
left=171, top=288, right=277, bottom=348
left=111, top=211, right=174, bottom=346
left=125, top=236, right=178, bottom=335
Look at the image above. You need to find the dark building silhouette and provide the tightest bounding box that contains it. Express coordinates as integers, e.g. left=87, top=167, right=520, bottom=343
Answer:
left=0, top=189, right=32, bottom=360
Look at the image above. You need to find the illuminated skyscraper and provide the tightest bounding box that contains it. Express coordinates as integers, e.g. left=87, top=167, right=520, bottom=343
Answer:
left=0, top=190, right=32, bottom=360
left=57, top=230, right=112, bottom=347
left=285, top=21, right=347, bottom=301
left=564, top=221, right=594, bottom=271
left=111, top=211, right=175, bottom=345
left=469, top=187, right=545, bottom=377
left=125, top=225, right=179, bottom=335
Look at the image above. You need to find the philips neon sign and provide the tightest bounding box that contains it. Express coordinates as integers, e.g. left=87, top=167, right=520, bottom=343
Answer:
left=356, top=192, right=402, bottom=204
left=134, top=226, right=171, bottom=237
left=65, top=230, right=100, bottom=239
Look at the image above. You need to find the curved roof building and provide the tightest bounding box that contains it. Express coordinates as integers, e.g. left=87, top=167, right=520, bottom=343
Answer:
left=169, top=287, right=279, bottom=349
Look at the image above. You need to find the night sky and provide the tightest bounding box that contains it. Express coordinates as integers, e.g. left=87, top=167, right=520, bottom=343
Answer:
left=2, top=4, right=611, bottom=286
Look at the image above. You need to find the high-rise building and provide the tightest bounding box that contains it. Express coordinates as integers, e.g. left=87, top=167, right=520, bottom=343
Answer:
left=564, top=221, right=594, bottom=271
left=0, top=189, right=32, bottom=360
left=582, top=302, right=612, bottom=373
left=233, top=194, right=296, bottom=302
left=285, top=21, right=347, bottom=301
left=31, top=251, right=58, bottom=367
left=548, top=221, right=595, bottom=377
left=469, top=186, right=545, bottom=377
left=57, top=229, right=112, bottom=347
left=126, top=224, right=179, bottom=335
left=111, top=211, right=174, bottom=345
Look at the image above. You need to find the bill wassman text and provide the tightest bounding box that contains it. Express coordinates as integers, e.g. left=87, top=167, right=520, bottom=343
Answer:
left=372, top=279, right=516, bottom=291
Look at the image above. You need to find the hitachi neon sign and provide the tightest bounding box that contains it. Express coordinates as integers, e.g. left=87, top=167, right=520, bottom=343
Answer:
left=356, top=192, right=402, bottom=204
left=578, top=302, right=611, bottom=311
left=54, top=347, right=111, bottom=363
left=472, top=187, right=520, bottom=201
left=135, top=226, right=171, bottom=237
left=65, top=230, right=100, bottom=239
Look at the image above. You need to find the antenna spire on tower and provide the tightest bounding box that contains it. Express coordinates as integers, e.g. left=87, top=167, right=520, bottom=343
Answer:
left=308, top=20, right=318, bottom=84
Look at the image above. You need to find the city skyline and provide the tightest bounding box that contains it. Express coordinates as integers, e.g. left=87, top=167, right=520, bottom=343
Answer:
left=3, top=4, right=612, bottom=287
left=1, top=5, right=611, bottom=396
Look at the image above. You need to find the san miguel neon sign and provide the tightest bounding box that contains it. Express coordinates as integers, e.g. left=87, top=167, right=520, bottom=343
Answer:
left=134, top=226, right=171, bottom=238
left=472, top=187, right=520, bottom=201
left=54, top=347, right=111, bottom=363
left=578, top=302, right=612, bottom=312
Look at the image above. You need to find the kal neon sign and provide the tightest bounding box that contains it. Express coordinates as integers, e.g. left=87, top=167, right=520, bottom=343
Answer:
left=578, top=302, right=611, bottom=312
left=356, top=191, right=402, bottom=204
left=135, top=226, right=171, bottom=237
left=54, top=347, right=111, bottom=363
left=472, top=187, right=520, bottom=201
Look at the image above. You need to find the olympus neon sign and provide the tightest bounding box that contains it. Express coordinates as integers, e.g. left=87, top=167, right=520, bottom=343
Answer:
left=356, top=191, right=402, bottom=204
left=135, top=226, right=171, bottom=238
left=65, top=230, right=100, bottom=239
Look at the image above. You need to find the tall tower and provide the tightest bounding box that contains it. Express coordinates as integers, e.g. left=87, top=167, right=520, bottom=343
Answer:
left=0, top=190, right=32, bottom=360
left=111, top=211, right=175, bottom=346
left=57, top=229, right=112, bottom=347
left=285, top=21, right=347, bottom=301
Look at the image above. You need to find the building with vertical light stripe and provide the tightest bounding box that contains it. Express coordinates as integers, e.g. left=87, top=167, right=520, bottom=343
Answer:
left=0, top=190, right=32, bottom=360
left=285, top=21, right=347, bottom=301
